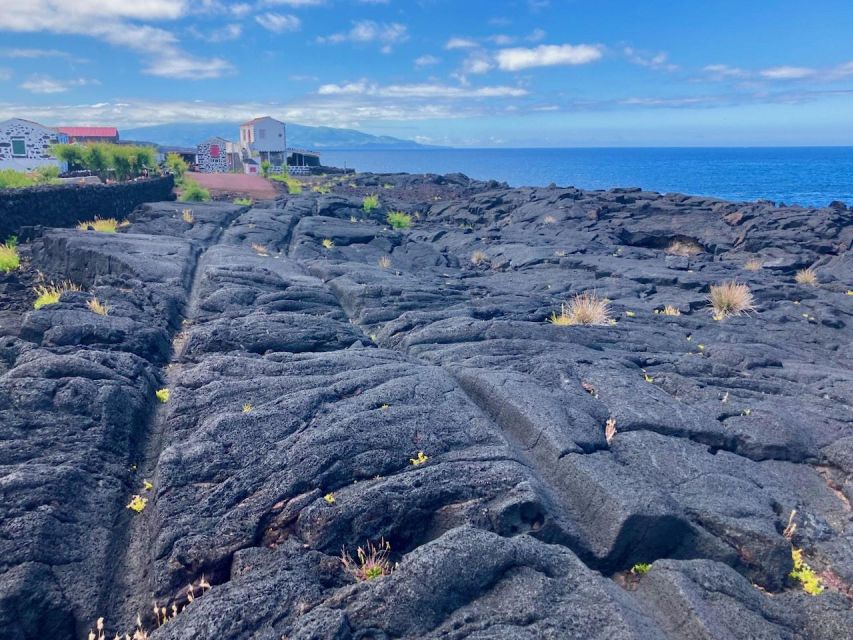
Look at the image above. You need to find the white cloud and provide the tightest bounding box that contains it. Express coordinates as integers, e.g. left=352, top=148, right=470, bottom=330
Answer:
left=0, top=1, right=231, bottom=80
left=526, top=28, right=546, bottom=42
left=229, top=3, right=253, bottom=17
left=317, top=80, right=526, bottom=98
left=702, top=64, right=748, bottom=79
left=496, top=43, right=602, bottom=70
left=624, top=47, right=678, bottom=72
left=760, top=66, right=815, bottom=80
left=189, top=23, right=242, bottom=42
left=462, top=53, right=493, bottom=75
left=0, top=48, right=72, bottom=59
left=0, top=69, right=11, bottom=81
left=20, top=75, right=99, bottom=94
left=318, top=20, right=408, bottom=51
left=415, top=54, right=440, bottom=67
left=445, top=37, right=478, bottom=50
left=261, top=0, right=325, bottom=5
left=488, top=34, right=515, bottom=45
left=255, top=13, right=301, bottom=33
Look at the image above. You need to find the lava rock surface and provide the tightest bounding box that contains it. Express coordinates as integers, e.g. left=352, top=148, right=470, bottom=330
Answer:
left=0, top=174, right=851, bottom=639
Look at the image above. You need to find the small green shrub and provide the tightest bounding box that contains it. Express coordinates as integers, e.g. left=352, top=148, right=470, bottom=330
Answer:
left=630, top=563, right=652, bottom=575
left=233, top=197, right=253, bottom=206
left=0, top=238, right=20, bottom=273
left=363, top=194, right=380, bottom=212
left=34, top=165, right=61, bottom=184
left=0, top=169, right=36, bottom=189
left=165, top=153, right=188, bottom=180
left=269, top=173, right=302, bottom=194
left=386, top=211, right=412, bottom=229
left=790, top=548, right=824, bottom=595
left=33, top=281, right=82, bottom=309
left=77, top=217, right=119, bottom=233
left=179, top=180, right=211, bottom=202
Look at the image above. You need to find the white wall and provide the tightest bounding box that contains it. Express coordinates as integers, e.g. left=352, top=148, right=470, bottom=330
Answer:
left=0, top=119, right=63, bottom=172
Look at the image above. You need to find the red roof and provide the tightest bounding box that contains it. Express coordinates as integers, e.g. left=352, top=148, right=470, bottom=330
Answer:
left=58, top=126, right=118, bottom=138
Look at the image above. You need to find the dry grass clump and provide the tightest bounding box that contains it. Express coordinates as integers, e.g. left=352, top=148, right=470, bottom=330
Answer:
left=709, top=281, right=755, bottom=320
left=661, top=304, right=681, bottom=316
left=744, top=258, right=763, bottom=272
left=0, top=238, right=20, bottom=273
left=605, top=417, right=617, bottom=444
left=471, top=250, right=489, bottom=265
left=549, top=291, right=612, bottom=326
left=341, top=538, right=393, bottom=582
left=378, top=255, right=392, bottom=269
left=77, top=217, right=120, bottom=233
left=87, top=298, right=109, bottom=316
left=322, top=238, right=335, bottom=249
left=543, top=214, right=557, bottom=224
left=251, top=243, right=269, bottom=256
left=795, top=267, right=818, bottom=286
left=665, top=238, right=703, bottom=256
left=33, top=280, right=82, bottom=309
left=181, top=208, right=194, bottom=224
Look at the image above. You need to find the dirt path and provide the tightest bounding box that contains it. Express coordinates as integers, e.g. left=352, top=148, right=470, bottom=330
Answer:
left=186, top=171, right=279, bottom=200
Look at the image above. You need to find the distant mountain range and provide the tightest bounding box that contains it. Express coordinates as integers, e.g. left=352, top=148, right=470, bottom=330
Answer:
left=122, top=122, right=430, bottom=150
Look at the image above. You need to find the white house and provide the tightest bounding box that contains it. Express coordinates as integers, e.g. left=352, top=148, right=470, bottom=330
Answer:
left=239, top=116, right=286, bottom=173
left=0, top=118, right=65, bottom=172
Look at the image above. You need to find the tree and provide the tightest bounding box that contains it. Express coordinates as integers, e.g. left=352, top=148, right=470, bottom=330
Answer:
left=51, top=143, right=86, bottom=171
left=85, top=144, right=111, bottom=180
left=166, top=153, right=188, bottom=181
left=261, top=160, right=271, bottom=178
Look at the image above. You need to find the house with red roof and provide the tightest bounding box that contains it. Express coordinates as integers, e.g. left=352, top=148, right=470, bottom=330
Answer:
left=57, top=126, right=119, bottom=144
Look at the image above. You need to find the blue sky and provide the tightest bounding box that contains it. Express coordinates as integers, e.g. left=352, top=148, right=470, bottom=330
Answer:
left=1, top=0, right=852, bottom=146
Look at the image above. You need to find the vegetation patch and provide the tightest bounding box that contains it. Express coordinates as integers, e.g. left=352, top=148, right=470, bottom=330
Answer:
left=156, top=388, right=170, bottom=403
left=471, top=250, right=489, bottom=265
left=549, top=292, right=612, bottom=326
left=386, top=211, right=412, bottom=229
left=790, top=548, right=824, bottom=595
left=33, top=281, right=81, bottom=309
left=341, top=538, right=393, bottom=582
left=181, top=208, right=194, bottom=224
left=363, top=194, right=380, bottom=212
left=77, top=217, right=120, bottom=233
left=53, top=143, right=156, bottom=181
left=709, top=281, right=755, bottom=320
left=795, top=267, right=818, bottom=285
left=378, top=256, right=392, bottom=269
left=233, top=197, right=253, bottom=206
left=87, top=298, right=109, bottom=316
left=665, top=238, right=703, bottom=256
left=0, top=237, right=20, bottom=273
left=744, top=258, right=763, bottom=271
left=322, top=238, right=335, bottom=250
left=178, top=180, right=210, bottom=202
left=269, top=173, right=303, bottom=194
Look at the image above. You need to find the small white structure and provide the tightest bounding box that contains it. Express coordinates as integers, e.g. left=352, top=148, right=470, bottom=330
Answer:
left=0, top=118, right=64, bottom=172
left=239, top=116, right=286, bottom=174
left=195, top=137, right=230, bottom=173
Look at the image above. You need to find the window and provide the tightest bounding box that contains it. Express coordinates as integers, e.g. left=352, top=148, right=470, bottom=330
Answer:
left=11, top=138, right=26, bottom=156
left=259, top=128, right=266, bottom=139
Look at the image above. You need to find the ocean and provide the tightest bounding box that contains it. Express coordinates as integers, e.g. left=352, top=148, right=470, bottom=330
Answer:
left=321, top=147, right=853, bottom=208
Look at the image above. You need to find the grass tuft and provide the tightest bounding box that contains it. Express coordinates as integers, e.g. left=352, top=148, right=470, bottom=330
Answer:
left=322, top=238, right=334, bottom=250
left=233, top=197, right=253, bottom=206
left=378, top=255, right=392, bottom=269
left=181, top=208, right=194, bottom=224
left=156, top=388, right=170, bottom=403
left=795, top=267, right=818, bottom=286
left=386, top=211, right=412, bottom=229
left=77, top=217, right=119, bottom=233
left=178, top=180, right=210, bottom=202
left=341, top=538, right=393, bottom=582
left=708, top=281, right=755, bottom=320
left=630, top=563, right=652, bottom=575
left=549, top=291, right=612, bottom=326
left=744, top=258, right=763, bottom=271
left=665, top=238, right=703, bottom=256
left=790, top=547, right=824, bottom=595
left=543, top=214, right=557, bottom=224
left=471, top=250, right=489, bottom=265
left=87, top=298, right=109, bottom=316
left=251, top=243, right=270, bottom=256
left=33, top=281, right=81, bottom=309
left=0, top=238, right=20, bottom=273
left=362, top=194, right=380, bottom=212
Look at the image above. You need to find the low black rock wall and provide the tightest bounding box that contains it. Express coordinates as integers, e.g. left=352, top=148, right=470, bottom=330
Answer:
left=0, top=176, right=175, bottom=241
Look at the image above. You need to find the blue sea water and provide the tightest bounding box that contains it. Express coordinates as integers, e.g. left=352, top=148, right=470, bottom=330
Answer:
left=321, top=147, right=853, bottom=208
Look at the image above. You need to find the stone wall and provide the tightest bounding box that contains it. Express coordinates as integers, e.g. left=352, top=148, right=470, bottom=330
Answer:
left=0, top=175, right=175, bottom=241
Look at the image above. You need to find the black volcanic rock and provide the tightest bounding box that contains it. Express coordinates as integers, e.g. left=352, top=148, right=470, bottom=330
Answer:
left=0, top=174, right=851, bottom=639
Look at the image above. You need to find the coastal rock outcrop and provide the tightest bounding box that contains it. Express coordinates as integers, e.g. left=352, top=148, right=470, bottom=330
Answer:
left=0, top=174, right=851, bottom=639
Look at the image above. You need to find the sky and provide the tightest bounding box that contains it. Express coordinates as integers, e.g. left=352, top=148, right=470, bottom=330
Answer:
left=1, top=0, right=852, bottom=147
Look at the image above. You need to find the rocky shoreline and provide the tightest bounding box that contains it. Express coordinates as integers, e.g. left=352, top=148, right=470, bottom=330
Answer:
left=1, top=172, right=851, bottom=639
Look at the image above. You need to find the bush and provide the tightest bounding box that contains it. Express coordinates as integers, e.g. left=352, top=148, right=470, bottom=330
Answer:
left=269, top=173, right=302, bottom=194
left=795, top=267, right=818, bottom=285
left=386, top=211, right=412, bottom=229
left=261, top=160, right=271, bottom=178
left=166, top=153, right=188, bottom=181
left=709, top=281, right=755, bottom=319
left=549, top=292, right=612, bottom=326
left=179, top=180, right=210, bottom=202
left=33, top=165, right=60, bottom=184
left=0, top=238, right=20, bottom=273
left=0, top=169, right=36, bottom=189
left=362, top=194, right=380, bottom=212
left=77, top=218, right=119, bottom=233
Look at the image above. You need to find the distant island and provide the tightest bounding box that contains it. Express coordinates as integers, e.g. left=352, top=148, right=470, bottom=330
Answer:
left=122, top=122, right=433, bottom=151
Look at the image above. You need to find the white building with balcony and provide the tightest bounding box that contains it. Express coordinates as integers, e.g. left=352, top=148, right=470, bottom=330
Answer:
left=239, top=116, right=286, bottom=174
